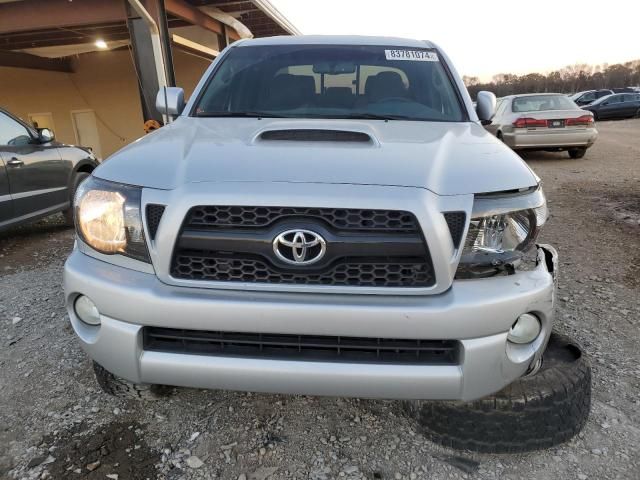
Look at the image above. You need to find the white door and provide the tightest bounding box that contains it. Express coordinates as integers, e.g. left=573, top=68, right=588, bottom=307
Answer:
left=71, top=110, right=102, bottom=158
left=28, top=112, right=55, bottom=131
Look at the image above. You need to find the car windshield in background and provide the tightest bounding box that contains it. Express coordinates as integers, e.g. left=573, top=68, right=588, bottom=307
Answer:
left=194, top=45, right=464, bottom=122
left=512, top=95, right=578, bottom=112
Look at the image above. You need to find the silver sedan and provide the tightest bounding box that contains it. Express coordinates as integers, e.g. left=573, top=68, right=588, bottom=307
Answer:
left=485, top=93, right=598, bottom=158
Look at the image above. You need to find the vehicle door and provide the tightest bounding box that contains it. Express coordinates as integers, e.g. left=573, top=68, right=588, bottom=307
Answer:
left=621, top=94, right=640, bottom=117
left=633, top=94, right=640, bottom=116
left=0, top=154, right=11, bottom=223
left=0, top=111, right=70, bottom=219
left=597, top=95, right=623, bottom=119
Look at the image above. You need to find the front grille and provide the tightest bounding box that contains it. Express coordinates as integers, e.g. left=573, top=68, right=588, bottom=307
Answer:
left=143, top=327, right=461, bottom=365
left=172, top=206, right=434, bottom=288
left=173, top=252, right=433, bottom=287
left=186, top=206, right=419, bottom=232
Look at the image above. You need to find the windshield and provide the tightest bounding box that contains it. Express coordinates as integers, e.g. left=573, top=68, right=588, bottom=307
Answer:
left=193, top=44, right=465, bottom=122
left=512, top=95, right=579, bottom=112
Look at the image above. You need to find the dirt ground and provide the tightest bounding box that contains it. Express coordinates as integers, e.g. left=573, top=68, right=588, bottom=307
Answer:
left=1, top=119, right=639, bottom=480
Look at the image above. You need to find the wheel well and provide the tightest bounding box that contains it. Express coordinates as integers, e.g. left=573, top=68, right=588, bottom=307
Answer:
left=76, top=164, right=95, bottom=174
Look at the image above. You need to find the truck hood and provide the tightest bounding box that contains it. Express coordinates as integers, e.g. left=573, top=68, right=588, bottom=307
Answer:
left=95, top=117, right=537, bottom=195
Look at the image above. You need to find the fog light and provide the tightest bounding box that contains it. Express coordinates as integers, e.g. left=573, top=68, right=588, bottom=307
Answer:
left=508, top=313, right=541, bottom=344
left=74, top=295, right=101, bottom=326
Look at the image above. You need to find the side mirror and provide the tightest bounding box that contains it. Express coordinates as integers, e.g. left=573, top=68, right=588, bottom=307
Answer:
left=476, top=91, right=497, bottom=125
left=38, top=128, right=55, bottom=143
left=156, top=87, right=185, bottom=116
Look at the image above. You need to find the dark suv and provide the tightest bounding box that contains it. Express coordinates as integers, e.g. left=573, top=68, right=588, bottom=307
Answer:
left=0, top=108, right=99, bottom=231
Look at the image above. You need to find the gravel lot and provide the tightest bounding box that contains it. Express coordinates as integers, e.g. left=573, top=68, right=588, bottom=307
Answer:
left=1, top=119, right=639, bottom=480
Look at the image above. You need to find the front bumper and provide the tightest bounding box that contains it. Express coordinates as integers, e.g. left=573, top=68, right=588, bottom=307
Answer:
left=503, top=127, right=597, bottom=149
left=64, top=246, right=557, bottom=401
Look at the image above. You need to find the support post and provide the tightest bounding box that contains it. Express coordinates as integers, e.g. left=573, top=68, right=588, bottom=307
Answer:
left=156, top=0, right=176, bottom=87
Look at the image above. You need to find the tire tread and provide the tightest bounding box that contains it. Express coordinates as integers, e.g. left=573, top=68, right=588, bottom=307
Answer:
left=404, top=333, right=591, bottom=453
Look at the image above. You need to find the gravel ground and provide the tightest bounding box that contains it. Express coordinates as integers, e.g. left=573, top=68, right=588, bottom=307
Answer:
left=1, top=119, right=639, bottom=480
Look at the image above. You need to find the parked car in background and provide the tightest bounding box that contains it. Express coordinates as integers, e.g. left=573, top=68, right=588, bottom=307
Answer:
left=581, top=93, right=640, bottom=120
left=569, top=89, right=614, bottom=106
left=0, top=107, right=99, bottom=231
left=485, top=93, right=598, bottom=158
left=612, top=87, right=638, bottom=94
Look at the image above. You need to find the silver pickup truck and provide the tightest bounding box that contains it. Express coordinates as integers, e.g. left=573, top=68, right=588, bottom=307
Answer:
left=64, top=35, right=590, bottom=453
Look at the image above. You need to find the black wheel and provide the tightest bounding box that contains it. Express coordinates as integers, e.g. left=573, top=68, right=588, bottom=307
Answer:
left=93, top=362, right=173, bottom=400
left=568, top=148, right=587, bottom=159
left=496, top=131, right=504, bottom=142
left=63, top=172, right=90, bottom=226
left=635, top=108, right=640, bottom=118
left=404, top=333, right=591, bottom=453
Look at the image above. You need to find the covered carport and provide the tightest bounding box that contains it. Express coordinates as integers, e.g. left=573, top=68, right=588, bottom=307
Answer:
left=0, top=0, right=299, bottom=157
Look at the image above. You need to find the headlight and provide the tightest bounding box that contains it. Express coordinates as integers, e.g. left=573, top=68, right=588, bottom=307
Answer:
left=457, top=187, right=547, bottom=278
left=74, top=176, right=150, bottom=263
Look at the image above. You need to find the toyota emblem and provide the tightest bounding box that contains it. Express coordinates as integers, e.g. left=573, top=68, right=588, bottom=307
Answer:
left=273, top=229, right=326, bottom=266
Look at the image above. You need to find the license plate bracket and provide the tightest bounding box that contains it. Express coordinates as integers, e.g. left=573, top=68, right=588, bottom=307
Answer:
left=548, top=119, right=565, bottom=128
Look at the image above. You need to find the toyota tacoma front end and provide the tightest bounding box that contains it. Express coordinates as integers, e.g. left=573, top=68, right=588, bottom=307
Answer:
left=64, top=36, right=590, bottom=453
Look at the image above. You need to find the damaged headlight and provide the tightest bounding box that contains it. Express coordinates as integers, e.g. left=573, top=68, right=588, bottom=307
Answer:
left=456, top=187, right=547, bottom=278
left=74, top=176, right=150, bottom=263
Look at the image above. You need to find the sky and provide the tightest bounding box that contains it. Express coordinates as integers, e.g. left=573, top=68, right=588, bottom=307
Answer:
left=269, top=0, right=639, bottom=81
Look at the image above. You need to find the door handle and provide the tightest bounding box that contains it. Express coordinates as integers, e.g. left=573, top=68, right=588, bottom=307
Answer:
left=7, top=157, right=24, bottom=166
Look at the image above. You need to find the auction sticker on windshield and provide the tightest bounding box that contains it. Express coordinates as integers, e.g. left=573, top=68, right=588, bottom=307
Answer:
left=384, top=50, right=439, bottom=62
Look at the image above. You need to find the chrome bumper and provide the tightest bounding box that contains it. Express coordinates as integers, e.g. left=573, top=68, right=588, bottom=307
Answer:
left=64, top=246, right=557, bottom=401
left=504, top=128, right=598, bottom=149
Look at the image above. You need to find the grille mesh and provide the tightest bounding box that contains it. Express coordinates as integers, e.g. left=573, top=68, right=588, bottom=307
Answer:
left=172, top=252, right=434, bottom=287
left=443, top=212, right=466, bottom=248
left=143, top=327, right=460, bottom=365
left=185, top=206, right=419, bottom=232
left=173, top=206, right=434, bottom=288
left=146, top=204, right=166, bottom=240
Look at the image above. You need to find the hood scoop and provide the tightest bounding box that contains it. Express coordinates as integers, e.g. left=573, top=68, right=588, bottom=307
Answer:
left=259, top=129, right=373, bottom=143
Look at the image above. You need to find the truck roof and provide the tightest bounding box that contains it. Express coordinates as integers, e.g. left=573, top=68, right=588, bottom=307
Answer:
left=235, top=35, right=436, bottom=49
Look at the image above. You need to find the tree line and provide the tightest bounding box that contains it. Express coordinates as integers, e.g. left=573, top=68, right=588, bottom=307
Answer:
left=464, top=60, right=640, bottom=98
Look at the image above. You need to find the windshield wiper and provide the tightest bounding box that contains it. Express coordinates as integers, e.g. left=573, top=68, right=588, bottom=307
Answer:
left=195, top=111, right=290, bottom=118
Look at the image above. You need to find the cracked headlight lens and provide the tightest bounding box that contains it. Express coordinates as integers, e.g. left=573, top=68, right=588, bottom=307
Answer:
left=457, top=187, right=547, bottom=278
left=75, top=176, right=150, bottom=263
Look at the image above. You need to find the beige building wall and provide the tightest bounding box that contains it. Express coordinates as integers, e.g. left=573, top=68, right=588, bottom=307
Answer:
left=0, top=48, right=212, bottom=159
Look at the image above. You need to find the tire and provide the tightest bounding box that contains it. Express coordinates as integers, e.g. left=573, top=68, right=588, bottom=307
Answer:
left=63, top=172, right=90, bottom=226
left=93, top=362, right=174, bottom=400
left=568, top=148, right=587, bottom=159
left=404, top=333, right=591, bottom=453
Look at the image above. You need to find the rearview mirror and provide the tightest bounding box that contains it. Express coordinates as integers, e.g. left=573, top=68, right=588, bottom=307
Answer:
left=38, top=128, right=54, bottom=143
left=476, top=91, right=497, bottom=125
left=312, top=62, right=357, bottom=74
left=156, top=87, right=185, bottom=116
